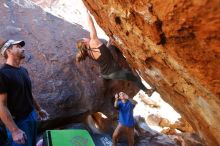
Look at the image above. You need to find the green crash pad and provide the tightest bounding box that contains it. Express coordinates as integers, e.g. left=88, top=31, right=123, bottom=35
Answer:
left=44, top=129, right=95, bottom=146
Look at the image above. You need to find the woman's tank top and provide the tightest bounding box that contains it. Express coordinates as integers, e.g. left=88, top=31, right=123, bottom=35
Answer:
left=95, top=44, right=120, bottom=75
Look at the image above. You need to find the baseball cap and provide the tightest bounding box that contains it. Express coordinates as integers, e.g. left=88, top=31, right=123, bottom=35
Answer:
left=0, top=40, right=25, bottom=56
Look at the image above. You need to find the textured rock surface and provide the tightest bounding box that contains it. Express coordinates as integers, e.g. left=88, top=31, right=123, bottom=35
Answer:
left=1, top=0, right=220, bottom=145
left=0, top=0, right=138, bottom=122
left=83, top=0, right=220, bottom=146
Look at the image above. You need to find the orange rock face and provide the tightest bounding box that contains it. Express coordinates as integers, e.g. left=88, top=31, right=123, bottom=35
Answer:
left=83, top=0, right=220, bottom=146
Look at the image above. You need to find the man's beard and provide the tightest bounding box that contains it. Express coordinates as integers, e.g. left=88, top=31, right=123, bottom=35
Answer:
left=19, top=53, right=25, bottom=59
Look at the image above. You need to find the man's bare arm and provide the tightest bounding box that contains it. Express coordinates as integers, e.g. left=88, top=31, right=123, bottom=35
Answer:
left=32, top=95, right=41, bottom=111
left=0, top=93, right=19, bottom=133
left=32, top=94, right=49, bottom=120
left=0, top=93, right=27, bottom=144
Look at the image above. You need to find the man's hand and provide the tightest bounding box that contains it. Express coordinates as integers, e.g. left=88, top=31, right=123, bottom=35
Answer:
left=12, top=129, right=27, bottom=144
left=114, top=93, right=119, bottom=108
left=37, top=109, right=49, bottom=121
left=115, top=93, right=118, bottom=99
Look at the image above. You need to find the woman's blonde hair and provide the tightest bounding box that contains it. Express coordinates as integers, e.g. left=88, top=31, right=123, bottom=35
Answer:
left=76, top=39, right=88, bottom=62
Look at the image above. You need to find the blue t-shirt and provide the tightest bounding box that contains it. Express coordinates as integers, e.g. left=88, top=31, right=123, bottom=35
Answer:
left=117, top=100, right=135, bottom=127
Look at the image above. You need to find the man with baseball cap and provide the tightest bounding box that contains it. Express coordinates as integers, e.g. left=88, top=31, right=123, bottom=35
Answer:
left=0, top=40, right=25, bottom=56
left=0, top=39, right=49, bottom=146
